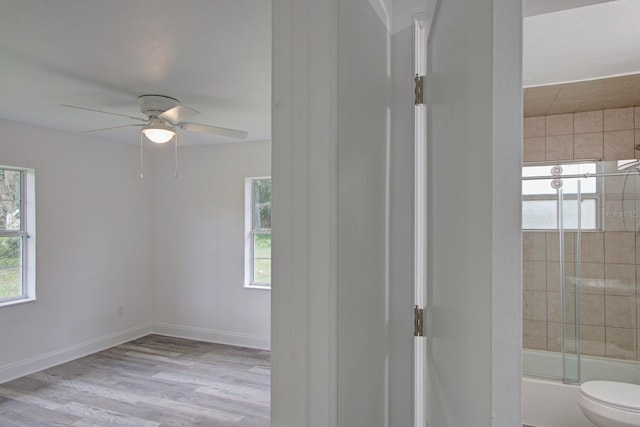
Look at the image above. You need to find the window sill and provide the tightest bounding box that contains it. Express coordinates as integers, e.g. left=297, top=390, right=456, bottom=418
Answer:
left=0, top=296, right=36, bottom=308
left=244, top=284, right=271, bottom=291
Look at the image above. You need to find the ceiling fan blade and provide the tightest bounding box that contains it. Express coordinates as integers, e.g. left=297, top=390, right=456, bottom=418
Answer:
left=158, top=105, right=199, bottom=123
left=60, top=104, right=147, bottom=122
left=82, top=124, right=145, bottom=133
left=178, top=122, right=248, bottom=139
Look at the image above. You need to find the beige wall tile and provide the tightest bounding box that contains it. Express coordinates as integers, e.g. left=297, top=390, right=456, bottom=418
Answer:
left=606, top=327, right=637, bottom=360
left=546, top=113, right=574, bottom=136
left=547, top=321, right=562, bottom=352
left=546, top=291, right=577, bottom=324
left=565, top=292, right=578, bottom=324
left=546, top=291, right=561, bottom=323
left=574, top=110, right=603, bottom=134
left=523, top=232, right=546, bottom=261
left=638, top=297, right=640, bottom=342
left=523, top=137, right=546, bottom=163
left=604, top=107, right=634, bottom=131
left=579, top=263, right=605, bottom=294
left=603, top=200, right=638, bottom=232
left=606, top=295, right=637, bottom=328
left=563, top=324, right=579, bottom=354
left=604, top=130, right=635, bottom=161
left=581, top=232, right=604, bottom=263
left=546, top=135, right=574, bottom=161
left=573, top=132, right=603, bottom=160
left=524, top=291, right=547, bottom=321
left=635, top=106, right=640, bottom=129
left=546, top=231, right=576, bottom=261
left=636, top=201, right=640, bottom=244
left=604, top=231, right=636, bottom=264
left=523, top=319, right=548, bottom=350
left=581, top=325, right=606, bottom=357
left=604, top=264, right=636, bottom=296
left=546, top=262, right=560, bottom=293
left=604, top=175, right=628, bottom=198
left=546, top=262, right=576, bottom=293
left=524, top=116, right=546, bottom=138
left=524, top=261, right=546, bottom=291
left=581, top=294, right=605, bottom=326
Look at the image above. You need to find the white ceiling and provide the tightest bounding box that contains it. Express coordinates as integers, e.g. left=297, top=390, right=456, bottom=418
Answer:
left=523, top=0, right=616, bottom=17
left=524, top=0, right=640, bottom=87
left=0, top=1, right=636, bottom=145
left=0, top=1, right=271, bottom=146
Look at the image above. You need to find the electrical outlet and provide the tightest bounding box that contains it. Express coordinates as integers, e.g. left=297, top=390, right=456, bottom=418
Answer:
left=117, top=305, right=125, bottom=318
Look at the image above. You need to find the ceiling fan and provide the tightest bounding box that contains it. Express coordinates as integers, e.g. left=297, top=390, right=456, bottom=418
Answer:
left=61, top=95, right=248, bottom=178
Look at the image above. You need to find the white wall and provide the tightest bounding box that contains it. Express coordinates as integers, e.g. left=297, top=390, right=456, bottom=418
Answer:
left=426, top=0, right=522, bottom=426
left=0, top=118, right=271, bottom=382
left=271, top=0, right=416, bottom=425
left=0, top=119, right=153, bottom=382
left=152, top=141, right=271, bottom=349
left=271, top=0, right=340, bottom=424
left=337, top=0, right=389, bottom=424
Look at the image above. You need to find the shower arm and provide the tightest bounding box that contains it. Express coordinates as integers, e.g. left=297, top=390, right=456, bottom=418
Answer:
left=522, top=170, right=637, bottom=181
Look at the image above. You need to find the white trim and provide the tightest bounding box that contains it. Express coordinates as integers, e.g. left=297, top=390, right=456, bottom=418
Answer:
left=0, top=324, right=151, bottom=385
left=151, top=323, right=270, bottom=350
left=244, top=284, right=271, bottom=291
left=244, top=177, right=253, bottom=287
left=244, top=176, right=272, bottom=288
left=413, top=14, right=428, bottom=427
left=0, top=296, right=36, bottom=308
left=0, top=166, right=36, bottom=306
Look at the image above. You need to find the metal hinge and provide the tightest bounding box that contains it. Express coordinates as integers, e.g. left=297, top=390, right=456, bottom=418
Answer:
left=414, top=305, right=424, bottom=337
left=414, top=74, right=424, bottom=105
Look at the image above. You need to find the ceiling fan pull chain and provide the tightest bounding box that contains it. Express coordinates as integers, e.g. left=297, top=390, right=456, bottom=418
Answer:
left=174, top=135, right=178, bottom=178
left=140, top=133, right=144, bottom=179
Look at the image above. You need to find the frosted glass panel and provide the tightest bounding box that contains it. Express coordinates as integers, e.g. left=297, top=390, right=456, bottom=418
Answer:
left=522, top=199, right=597, bottom=230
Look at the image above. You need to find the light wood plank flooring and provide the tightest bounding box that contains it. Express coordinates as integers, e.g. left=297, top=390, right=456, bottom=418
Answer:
left=0, top=334, right=270, bottom=426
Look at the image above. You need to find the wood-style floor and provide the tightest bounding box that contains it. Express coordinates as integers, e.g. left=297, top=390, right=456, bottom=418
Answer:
left=0, top=335, right=270, bottom=426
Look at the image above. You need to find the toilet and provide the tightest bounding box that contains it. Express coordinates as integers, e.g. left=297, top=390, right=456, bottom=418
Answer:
left=578, top=381, right=640, bottom=427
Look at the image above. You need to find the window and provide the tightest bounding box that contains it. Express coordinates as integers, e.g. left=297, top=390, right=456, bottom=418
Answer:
left=522, top=162, right=600, bottom=230
left=0, top=166, right=35, bottom=306
left=245, top=177, right=271, bottom=288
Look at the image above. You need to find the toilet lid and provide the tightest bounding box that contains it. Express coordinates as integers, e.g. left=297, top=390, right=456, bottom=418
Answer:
left=581, top=381, right=640, bottom=411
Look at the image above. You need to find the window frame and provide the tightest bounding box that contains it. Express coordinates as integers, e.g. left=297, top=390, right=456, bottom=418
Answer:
left=522, top=161, right=602, bottom=232
left=0, top=165, right=36, bottom=307
left=244, top=176, right=271, bottom=289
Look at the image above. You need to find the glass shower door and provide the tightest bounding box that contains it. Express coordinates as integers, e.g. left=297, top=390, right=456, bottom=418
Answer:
left=522, top=162, right=594, bottom=382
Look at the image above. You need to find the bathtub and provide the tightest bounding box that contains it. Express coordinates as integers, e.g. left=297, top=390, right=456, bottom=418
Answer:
left=522, top=376, right=592, bottom=427
left=523, top=350, right=640, bottom=426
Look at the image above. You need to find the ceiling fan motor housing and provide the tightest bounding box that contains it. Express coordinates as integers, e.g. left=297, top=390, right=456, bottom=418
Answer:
left=138, top=95, right=180, bottom=118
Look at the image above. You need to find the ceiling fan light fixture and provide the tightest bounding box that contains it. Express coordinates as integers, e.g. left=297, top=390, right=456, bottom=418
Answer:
left=142, top=120, right=175, bottom=143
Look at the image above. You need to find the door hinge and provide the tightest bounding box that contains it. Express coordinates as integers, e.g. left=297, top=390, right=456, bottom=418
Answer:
left=414, top=74, right=424, bottom=105
left=414, top=305, right=424, bottom=337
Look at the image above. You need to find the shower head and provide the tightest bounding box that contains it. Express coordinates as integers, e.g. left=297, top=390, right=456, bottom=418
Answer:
left=617, top=159, right=640, bottom=172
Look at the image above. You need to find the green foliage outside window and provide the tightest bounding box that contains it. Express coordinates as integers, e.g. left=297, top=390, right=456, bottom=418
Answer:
left=252, top=178, right=271, bottom=285
left=0, top=168, right=23, bottom=300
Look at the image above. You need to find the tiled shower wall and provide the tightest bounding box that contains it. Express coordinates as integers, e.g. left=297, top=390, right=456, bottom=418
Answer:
left=523, top=106, right=640, bottom=361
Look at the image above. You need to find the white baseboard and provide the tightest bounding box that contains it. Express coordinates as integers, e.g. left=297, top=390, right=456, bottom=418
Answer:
left=151, top=323, right=270, bottom=350
left=0, top=324, right=152, bottom=385
left=0, top=323, right=269, bottom=385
